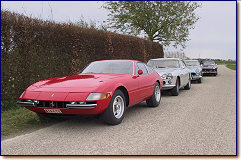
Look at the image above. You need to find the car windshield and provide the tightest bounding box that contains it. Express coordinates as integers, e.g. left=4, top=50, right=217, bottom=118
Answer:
left=82, top=60, right=133, bottom=75
left=203, top=61, right=215, bottom=65
left=184, top=61, right=200, bottom=66
left=147, top=60, right=179, bottom=68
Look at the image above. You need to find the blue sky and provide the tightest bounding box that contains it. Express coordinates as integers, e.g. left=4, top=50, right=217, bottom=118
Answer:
left=1, top=1, right=236, bottom=60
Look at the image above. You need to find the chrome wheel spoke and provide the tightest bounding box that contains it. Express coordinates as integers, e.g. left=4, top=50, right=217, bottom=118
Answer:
left=112, top=96, right=124, bottom=119
left=154, top=85, right=160, bottom=102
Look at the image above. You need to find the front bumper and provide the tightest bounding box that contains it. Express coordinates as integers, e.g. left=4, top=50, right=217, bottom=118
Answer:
left=202, top=69, right=217, bottom=74
left=191, top=74, right=202, bottom=80
left=161, top=79, right=176, bottom=90
left=17, top=99, right=110, bottom=115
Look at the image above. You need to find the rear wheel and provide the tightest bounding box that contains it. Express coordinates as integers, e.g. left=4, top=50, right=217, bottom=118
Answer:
left=197, top=77, right=202, bottom=83
left=146, top=82, right=161, bottom=107
left=184, top=77, right=191, bottom=90
left=100, top=90, right=126, bottom=125
left=170, top=79, right=179, bottom=96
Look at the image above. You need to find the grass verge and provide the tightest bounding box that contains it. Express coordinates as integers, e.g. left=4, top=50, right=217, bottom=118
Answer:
left=226, top=64, right=236, bottom=70
left=1, top=107, right=52, bottom=138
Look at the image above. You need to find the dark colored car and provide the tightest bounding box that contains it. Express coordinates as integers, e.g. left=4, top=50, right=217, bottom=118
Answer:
left=201, top=60, right=218, bottom=76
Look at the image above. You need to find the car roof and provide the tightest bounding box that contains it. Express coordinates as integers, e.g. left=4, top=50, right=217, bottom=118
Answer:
left=149, top=58, right=181, bottom=61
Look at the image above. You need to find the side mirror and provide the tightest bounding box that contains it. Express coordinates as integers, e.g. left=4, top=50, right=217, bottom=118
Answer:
left=138, top=69, right=143, bottom=75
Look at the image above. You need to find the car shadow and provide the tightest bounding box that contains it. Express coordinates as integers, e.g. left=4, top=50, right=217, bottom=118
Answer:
left=202, top=74, right=217, bottom=77
left=42, top=91, right=177, bottom=127
left=46, top=101, right=159, bottom=127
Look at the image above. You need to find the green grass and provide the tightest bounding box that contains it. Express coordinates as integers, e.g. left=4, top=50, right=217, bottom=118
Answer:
left=216, top=60, right=236, bottom=65
left=226, top=64, right=236, bottom=70
left=1, top=107, right=50, bottom=137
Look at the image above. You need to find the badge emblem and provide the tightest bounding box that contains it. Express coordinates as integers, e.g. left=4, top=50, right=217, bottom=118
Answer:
left=51, top=93, right=54, bottom=97
left=50, top=101, right=55, bottom=107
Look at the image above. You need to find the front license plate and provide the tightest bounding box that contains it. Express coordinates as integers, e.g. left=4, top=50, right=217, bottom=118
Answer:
left=44, top=109, right=62, bottom=114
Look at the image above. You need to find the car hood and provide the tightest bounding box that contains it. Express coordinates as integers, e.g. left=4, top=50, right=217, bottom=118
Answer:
left=154, top=68, right=179, bottom=76
left=28, top=73, right=122, bottom=92
left=186, top=66, right=202, bottom=73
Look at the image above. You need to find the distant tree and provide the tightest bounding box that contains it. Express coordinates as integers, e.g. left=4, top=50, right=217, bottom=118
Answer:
left=165, top=51, right=189, bottom=59
left=103, top=1, right=201, bottom=48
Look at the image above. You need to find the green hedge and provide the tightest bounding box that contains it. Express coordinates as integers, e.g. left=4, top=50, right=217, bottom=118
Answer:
left=1, top=10, right=164, bottom=110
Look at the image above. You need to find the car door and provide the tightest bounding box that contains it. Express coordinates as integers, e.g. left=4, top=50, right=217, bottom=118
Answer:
left=179, top=60, right=188, bottom=87
left=181, top=60, right=190, bottom=86
left=136, top=62, right=155, bottom=101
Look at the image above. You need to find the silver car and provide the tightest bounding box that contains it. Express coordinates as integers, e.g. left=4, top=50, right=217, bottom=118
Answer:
left=147, top=58, right=191, bottom=96
left=184, top=60, right=203, bottom=83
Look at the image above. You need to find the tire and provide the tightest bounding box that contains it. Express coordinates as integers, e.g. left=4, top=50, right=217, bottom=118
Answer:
left=184, top=77, right=191, bottom=90
left=146, top=82, right=161, bottom=107
left=197, top=77, right=202, bottom=83
left=100, top=90, right=126, bottom=125
left=170, top=78, right=179, bottom=96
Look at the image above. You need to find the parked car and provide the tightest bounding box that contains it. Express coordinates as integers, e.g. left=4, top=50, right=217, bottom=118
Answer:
left=147, top=58, right=191, bottom=96
left=201, top=60, right=218, bottom=76
left=184, top=60, right=203, bottom=83
left=17, top=59, right=163, bottom=125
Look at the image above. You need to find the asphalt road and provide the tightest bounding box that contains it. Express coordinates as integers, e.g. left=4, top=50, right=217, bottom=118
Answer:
left=1, top=65, right=236, bottom=155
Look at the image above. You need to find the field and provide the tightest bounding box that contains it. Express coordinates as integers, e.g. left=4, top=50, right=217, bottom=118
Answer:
left=215, top=60, right=236, bottom=70
left=226, top=64, right=236, bottom=70
left=1, top=107, right=55, bottom=138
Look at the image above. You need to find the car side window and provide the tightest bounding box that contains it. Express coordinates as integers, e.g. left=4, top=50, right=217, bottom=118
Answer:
left=182, top=61, right=186, bottom=67
left=136, top=63, right=148, bottom=75
left=145, top=64, right=153, bottom=74
left=180, top=61, right=185, bottom=68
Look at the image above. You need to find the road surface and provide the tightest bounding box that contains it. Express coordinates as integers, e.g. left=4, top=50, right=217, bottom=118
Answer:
left=1, top=65, right=236, bottom=155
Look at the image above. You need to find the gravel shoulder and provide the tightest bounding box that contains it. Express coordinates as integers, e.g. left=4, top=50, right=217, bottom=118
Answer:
left=1, top=65, right=236, bottom=155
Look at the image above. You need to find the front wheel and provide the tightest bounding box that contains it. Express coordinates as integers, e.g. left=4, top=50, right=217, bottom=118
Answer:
left=197, top=77, right=202, bottom=83
left=170, top=79, right=179, bottom=96
left=184, top=77, right=191, bottom=90
left=100, top=90, right=126, bottom=125
left=146, top=82, right=161, bottom=107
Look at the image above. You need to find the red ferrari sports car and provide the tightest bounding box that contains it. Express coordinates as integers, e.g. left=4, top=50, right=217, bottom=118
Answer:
left=17, top=60, right=163, bottom=125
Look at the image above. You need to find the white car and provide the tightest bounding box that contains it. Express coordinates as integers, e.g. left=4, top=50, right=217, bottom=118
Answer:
left=184, top=60, right=203, bottom=83
left=147, top=58, right=191, bottom=96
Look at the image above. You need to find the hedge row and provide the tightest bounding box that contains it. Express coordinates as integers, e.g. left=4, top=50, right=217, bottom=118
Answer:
left=1, top=10, right=163, bottom=109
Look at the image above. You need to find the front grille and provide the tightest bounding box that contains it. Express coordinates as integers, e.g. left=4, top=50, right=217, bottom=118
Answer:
left=36, top=101, right=68, bottom=108
left=203, top=69, right=215, bottom=72
left=21, top=100, right=97, bottom=108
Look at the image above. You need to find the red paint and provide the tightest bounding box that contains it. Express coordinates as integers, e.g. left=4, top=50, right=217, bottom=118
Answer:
left=20, top=60, right=163, bottom=115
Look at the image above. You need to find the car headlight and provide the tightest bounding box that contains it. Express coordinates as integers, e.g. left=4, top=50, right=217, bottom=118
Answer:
left=161, top=74, right=167, bottom=79
left=167, top=73, right=173, bottom=79
left=86, top=93, right=111, bottom=101
left=161, top=73, right=173, bottom=79
left=19, top=91, right=25, bottom=98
